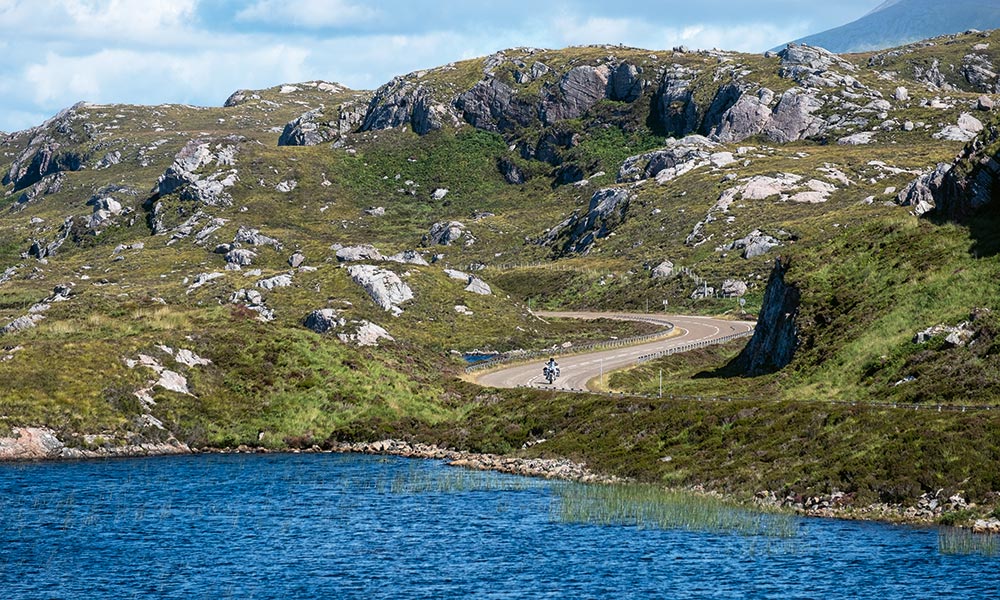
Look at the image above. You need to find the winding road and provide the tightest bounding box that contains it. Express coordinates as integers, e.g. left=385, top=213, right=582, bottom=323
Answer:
left=474, top=312, right=755, bottom=392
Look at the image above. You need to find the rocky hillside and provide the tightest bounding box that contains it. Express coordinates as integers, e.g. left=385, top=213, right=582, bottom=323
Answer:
left=788, top=0, right=1000, bottom=53
left=2, top=30, right=1000, bottom=479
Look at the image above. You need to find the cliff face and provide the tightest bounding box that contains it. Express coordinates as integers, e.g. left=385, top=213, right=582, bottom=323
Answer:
left=737, top=258, right=800, bottom=376
left=934, top=118, right=1000, bottom=220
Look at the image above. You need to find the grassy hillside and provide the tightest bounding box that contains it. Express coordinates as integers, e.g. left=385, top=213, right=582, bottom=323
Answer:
left=2, top=34, right=1000, bottom=517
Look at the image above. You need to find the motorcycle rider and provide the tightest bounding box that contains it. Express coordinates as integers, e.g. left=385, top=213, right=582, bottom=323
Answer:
left=545, top=357, right=559, bottom=378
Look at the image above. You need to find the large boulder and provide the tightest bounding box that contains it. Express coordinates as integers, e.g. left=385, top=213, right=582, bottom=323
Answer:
left=723, top=230, right=782, bottom=259
left=303, top=309, right=346, bottom=334
left=335, top=244, right=384, bottom=262
left=339, top=320, right=394, bottom=347
left=424, top=221, right=472, bottom=246
left=347, top=265, right=414, bottom=314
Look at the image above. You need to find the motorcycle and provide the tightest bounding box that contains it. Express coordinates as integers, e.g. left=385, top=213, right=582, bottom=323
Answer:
left=542, top=364, right=560, bottom=384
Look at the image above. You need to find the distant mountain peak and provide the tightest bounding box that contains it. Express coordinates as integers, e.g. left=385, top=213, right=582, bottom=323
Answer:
left=783, top=0, right=1000, bottom=54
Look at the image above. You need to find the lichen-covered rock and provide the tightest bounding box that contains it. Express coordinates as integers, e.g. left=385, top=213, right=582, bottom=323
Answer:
left=278, top=105, right=365, bottom=146
left=723, top=230, right=783, bottom=259
left=339, top=320, right=394, bottom=347
left=14, top=172, right=64, bottom=209
left=336, top=244, right=384, bottom=262
left=156, top=137, right=241, bottom=207
left=386, top=250, right=429, bottom=266
left=721, top=279, right=749, bottom=298
left=225, top=248, right=257, bottom=267
left=361, top=76, right=458, bottom=134
left=541, top=65, right=612, bottom=124
left=347, top=265, right=414, bottom=314
left=653, top=65, right=701, bottom=137
left=928, top=118, right=1000, bottom=220
left=234, top=226, right=282, bottom=250
left=651, top=260, right=675, bottom=279
left=455, top=78, right=537, bottom=133
left=1, top=314, right=44, bottom=335
left=256, top=274, right=293, bottom=290
left=288, top=252, right=306, bottom=268
left=4, top=104, right=88, bottom=191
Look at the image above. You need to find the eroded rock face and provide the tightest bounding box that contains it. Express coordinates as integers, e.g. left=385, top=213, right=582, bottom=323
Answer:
left=14, top=172, right=65, bottom=209
left=929, top=118, right=1000, bottom=220
left=897, top=163, right=952, bottom=216
left=541, top=65, right=611, bottom=124
left=4, top=104, right=89, bottom=191
left=539, top=188, right=632, bottom=254
left=736, top=258, right=799, bottom=376
left=709, top=86, right=825, bottom=144
left=455, top=79, right=538, bottom=133
left=361, top=77, right=458, bottom=135
left=653, top=66, right=701, bottom=136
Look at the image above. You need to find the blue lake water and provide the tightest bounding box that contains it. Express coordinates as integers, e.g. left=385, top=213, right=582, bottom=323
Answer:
left=1, top=453, right=997, bottom=599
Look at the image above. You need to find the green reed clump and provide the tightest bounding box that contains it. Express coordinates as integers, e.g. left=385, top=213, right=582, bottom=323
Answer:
left=938, top=528, right=999, bottom=556
left=377, top=466, right=546, bottom=495
left=552, top=482, right=798, bottom=538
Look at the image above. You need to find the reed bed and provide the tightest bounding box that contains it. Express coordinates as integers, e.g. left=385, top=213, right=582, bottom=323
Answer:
left=551, top=483, right=798, bottom=538
left=938, top=528, right=999, bottom=556
left=376, top=466, right=547, bottom=495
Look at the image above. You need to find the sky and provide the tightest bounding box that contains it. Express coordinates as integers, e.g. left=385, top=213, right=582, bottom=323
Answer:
left=0, top=0, right=880, bottom=133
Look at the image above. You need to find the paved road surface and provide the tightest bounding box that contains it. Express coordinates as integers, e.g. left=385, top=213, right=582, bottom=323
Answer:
left=475, top=312, right=755, bottom=391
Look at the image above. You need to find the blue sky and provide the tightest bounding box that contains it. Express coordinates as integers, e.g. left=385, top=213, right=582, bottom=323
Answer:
left=0, top=0, right=879, bottom=132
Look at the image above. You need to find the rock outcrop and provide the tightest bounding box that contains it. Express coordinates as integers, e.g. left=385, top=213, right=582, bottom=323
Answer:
left=424, top=221, right=473, bottom=246
left=539, top=188, right=631, bottom=254
left=926, top=117, right=1000, bottom=220
left=278, top=104, right=366, bottom=146
left=736, top=258, right=799, bottom=376
left=361, top=77, right=459, bottom=135
left=896, top=163, right=952, bottom=216
left=155, top=137, right=241, bottom=208
left=617, top=135, right=721, bottom=184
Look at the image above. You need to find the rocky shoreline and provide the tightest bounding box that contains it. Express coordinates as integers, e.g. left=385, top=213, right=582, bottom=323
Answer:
left=3, top=427, right=999, bottom=532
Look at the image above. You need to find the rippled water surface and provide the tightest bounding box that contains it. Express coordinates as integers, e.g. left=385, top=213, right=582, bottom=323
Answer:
left=2, top=453, right=997, bottom=599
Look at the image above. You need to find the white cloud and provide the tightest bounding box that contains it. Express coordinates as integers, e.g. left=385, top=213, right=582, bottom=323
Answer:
left=22, top=44, right=311, bottom=108
left=236, top=0, right=377, bottom=28
left=0, top=0, right=199, bottom=43
left=548, top=13, right=809, bottom=52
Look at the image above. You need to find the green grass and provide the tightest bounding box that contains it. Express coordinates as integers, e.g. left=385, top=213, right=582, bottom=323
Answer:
left=553, top=482, right=797, bottom=537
